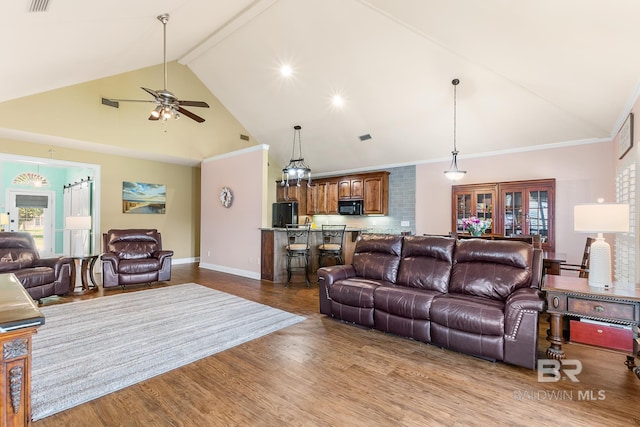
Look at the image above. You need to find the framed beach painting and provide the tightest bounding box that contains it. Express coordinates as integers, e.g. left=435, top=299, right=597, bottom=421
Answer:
left=122, top=181, right=166, bottom=214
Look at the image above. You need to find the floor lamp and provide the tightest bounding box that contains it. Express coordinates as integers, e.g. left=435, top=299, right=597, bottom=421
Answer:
left=574, top=203, right=629, bottom=288
left=65, top=216, right=92, bottom=257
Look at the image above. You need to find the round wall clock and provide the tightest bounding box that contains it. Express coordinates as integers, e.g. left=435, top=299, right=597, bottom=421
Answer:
left=219, top=186, right=233, bottom=208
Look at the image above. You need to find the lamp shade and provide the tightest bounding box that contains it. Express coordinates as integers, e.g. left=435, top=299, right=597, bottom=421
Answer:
left=65, top=216, right=92, bottom=230
left=574, top=204, right=629, bottom=233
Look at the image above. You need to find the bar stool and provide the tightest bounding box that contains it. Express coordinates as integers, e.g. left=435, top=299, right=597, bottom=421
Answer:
left=285, top=223, right=311, bottom=287
left=318, top=224, right=346, bottom=267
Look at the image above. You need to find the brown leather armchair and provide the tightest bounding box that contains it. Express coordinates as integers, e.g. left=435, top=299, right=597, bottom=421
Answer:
left=0, top=232, right=72, bottom=300
left=101, top=229, right=173, bottom=288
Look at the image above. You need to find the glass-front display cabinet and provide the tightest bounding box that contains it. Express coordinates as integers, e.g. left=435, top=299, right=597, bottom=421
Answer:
left=451, top=184, right=497, bottom=234
left=500, top=179, right=555, bottom=251
left=452, top=179, right=555, bottom=251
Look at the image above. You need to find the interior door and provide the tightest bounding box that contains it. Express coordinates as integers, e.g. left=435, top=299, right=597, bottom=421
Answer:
left=6, top=189, right=55, bottom=257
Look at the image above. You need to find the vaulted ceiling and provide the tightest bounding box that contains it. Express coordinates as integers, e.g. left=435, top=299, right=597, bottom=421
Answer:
left=2, top=0, right=639, bottom=174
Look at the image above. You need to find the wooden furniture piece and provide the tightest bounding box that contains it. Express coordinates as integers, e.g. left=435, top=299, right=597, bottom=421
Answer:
left=285, top=224, right=311, bottom=287
left=559, top=237, right=594, bottom=278
left=69, top=254, right=100, bottom=294
left=542, top=251, right=567, bottom=276
left=318, top=225, right=346, bottom=267
left=452, top=178, right=555, bottom=251
left=542, top=274, right=640, bottom=379
left=0, top=273, right=45, bottom=426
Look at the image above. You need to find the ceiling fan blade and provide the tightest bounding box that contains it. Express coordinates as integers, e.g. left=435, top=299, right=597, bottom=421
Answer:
left=178, top=107, right=205, bottom=123
left=141, top=87, right=160, bottom=99
left=178, top=100, right=210, bottom=108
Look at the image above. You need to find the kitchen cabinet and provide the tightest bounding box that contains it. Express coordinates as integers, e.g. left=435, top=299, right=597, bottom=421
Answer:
left=451, top=178, right=555, bottom=251
left=306, top=184, right=318, bottom=215
left=277, top=171, right=388, bottom=216
left=338, top=178, right=363, bottom=200
left=363, top=172, right=389, bottom=215
left=305, top=180, right=338, bottom=215
left=451, top=184, right=498, bottom=234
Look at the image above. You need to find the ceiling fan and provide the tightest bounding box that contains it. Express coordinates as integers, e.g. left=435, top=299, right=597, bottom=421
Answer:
left=101, top=13, right=209, bottom=123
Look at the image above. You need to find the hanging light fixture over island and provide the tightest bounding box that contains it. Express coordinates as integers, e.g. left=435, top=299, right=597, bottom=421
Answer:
left=282, top=125, right=312, bottom=187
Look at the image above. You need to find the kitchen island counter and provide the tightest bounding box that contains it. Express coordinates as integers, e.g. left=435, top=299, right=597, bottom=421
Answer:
left=260, top=227, right=363, bottom=283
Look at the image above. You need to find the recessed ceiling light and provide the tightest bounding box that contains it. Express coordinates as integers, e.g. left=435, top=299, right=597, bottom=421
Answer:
left=280, top=64, right=293, bottom=77
left=332, top=94, right=344, bottom=108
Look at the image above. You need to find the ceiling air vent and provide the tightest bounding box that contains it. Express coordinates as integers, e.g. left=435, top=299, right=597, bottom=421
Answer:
left=27, top=0, right=51, bottom=12
left=359, top=134, right=372, bottom=141
left=240, top=134, right=250, bottom=141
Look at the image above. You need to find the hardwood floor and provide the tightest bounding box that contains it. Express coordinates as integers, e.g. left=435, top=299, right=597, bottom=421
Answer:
left=34, top=264, right=639, bottom=426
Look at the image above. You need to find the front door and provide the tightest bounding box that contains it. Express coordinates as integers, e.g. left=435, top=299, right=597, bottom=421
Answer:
left=6, top=189, right=55, bottom=257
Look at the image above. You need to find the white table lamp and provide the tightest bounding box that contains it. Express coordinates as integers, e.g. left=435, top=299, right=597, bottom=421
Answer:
left=574, top=203, right=629, bottom=288
left=0, top=213, right=8, bottom=232
left=65, top=215, right=92, bottom=257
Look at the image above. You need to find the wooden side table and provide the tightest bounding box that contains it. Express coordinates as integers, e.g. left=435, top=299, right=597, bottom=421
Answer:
left=542, top=274, right=640, bottom=379
left=0, top=273, right=45, bottom=426
left=69, top=254, right=100, bottom=294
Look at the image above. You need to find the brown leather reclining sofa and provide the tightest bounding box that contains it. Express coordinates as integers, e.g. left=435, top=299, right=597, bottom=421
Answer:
left=318, top=234, right=545, bottom=369
left=0, top=232, right=72, bottom=300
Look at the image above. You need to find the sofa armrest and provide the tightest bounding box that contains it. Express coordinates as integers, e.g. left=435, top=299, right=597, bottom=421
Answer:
left=317, top=265, right=356, bottom=315
left=154, top=250, right=174, bottom=263
left=317, top=265, right=356, bottom=286
left=33, top=256, right=73, bottom=276
left=504, top=287, right=545, bottom=337
left=100, top=252, right=119, bottom=270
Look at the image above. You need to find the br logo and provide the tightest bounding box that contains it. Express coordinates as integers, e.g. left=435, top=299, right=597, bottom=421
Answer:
left=537, top=359, right=582, bottom=382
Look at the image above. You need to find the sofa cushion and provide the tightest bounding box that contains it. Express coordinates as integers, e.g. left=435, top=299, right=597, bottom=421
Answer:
left=118, top=258, right=161, bottom=274
left=0, top=250, right=36, bottom=271
left=328, top=279, right=381, bottom=308
left=352, top=234, right=402, bottom=283
left=12, top=267, right=56, bottom=289
left=104, top=229, right=161, bottom=260
left=374, top=286, right=441, bottom=320
left=396, top=235, right=455, bottom=292
left=430, top=293, right=505, bottom=336
left=450, top=239, right=533, bottom=301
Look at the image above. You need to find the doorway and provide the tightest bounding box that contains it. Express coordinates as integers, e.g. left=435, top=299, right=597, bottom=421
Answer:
left=6, top=189, right=55, bottom=257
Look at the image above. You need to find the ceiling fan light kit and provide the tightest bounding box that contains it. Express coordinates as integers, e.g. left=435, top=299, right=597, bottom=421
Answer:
left=102, top=13, right=210, bottom=123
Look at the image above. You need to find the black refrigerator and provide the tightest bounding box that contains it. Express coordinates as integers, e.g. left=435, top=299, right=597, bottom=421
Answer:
left=272, top=202, right=298, bottom=228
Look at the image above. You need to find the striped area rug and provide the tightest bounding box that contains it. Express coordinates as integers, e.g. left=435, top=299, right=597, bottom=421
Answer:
left=31, top=283, right=305, bottom=420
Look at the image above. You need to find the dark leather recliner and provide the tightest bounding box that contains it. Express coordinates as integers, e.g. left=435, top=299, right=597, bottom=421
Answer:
left=101, top=229, right=173, bottom=288
left=0, top=232, right=72, bottom=300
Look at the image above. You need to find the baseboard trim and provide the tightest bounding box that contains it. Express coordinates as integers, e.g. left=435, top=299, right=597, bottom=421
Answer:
left=172, top=257, right=199, bottom=265
left=198, top=262, right=261, bottom=280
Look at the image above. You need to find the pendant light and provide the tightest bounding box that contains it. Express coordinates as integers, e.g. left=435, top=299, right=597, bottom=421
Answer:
left=281, top=125, right=311, bottom=187
left=444, top=78, right=467, bottom=181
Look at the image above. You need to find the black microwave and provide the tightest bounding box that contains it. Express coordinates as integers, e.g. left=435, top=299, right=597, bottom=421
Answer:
left=338, top=200, right=363, bottom=215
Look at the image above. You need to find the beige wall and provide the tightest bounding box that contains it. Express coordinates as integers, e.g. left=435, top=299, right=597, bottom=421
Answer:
left=0, top=62, right=255, bottom=261
left=416, top=141, right=615, bottom=265
left=0, top=138, right=200, bottom=260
